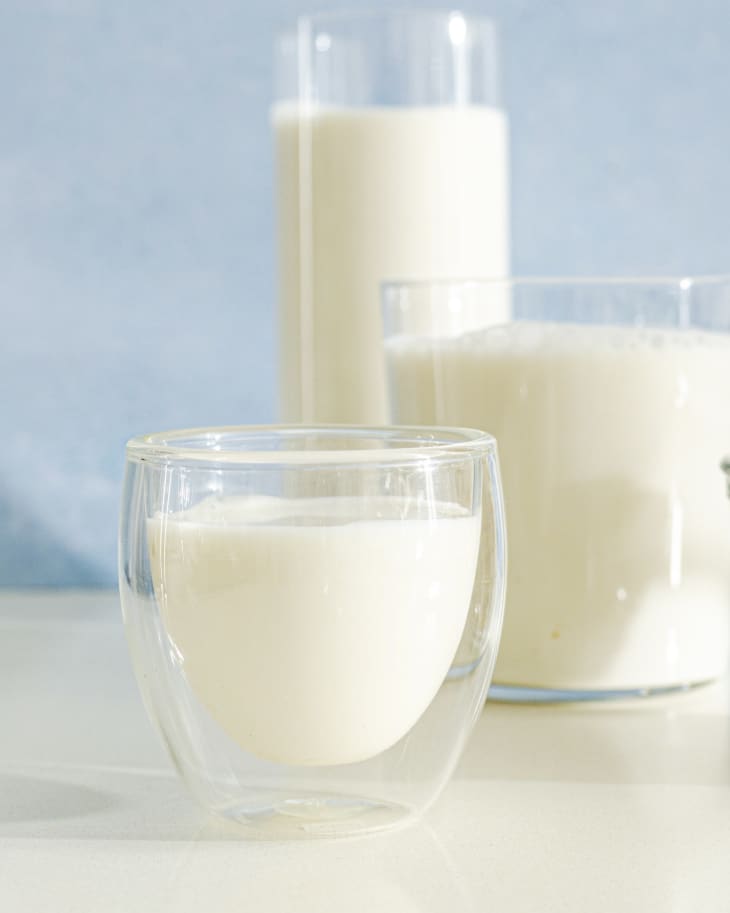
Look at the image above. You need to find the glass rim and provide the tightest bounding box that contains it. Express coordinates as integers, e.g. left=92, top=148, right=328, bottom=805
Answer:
left=125, top=424, right=497, bottom=467
left=382, top=274, right=730, bottom=295
left=292, top=8, right=496, bottom=28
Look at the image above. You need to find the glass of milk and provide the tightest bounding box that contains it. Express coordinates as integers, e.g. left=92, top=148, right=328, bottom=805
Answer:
left=274, top=10, right=509, bottom=424
left=383, top=277, right=730, bottom=701
left=119, top=425, right=506, bottom=836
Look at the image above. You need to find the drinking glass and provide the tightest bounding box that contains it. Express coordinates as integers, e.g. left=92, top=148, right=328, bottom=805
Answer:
left=383, top=277, right=730, bottom=700
left=274, top=10, right=508, bottom=423
left=119, top=425, right=506, bottom=836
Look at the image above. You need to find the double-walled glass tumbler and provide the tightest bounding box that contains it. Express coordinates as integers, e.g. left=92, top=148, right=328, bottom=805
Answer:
left=119, top=426, right=506, bottom=836
left=274, top=10, right=509, bottom=423
left=383, top=278, right=730, bottom=699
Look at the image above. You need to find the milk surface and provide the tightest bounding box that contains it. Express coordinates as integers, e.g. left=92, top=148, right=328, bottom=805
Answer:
left=274, top=105, right=509, bottom=423
left=388, top=322, right=730, bottom=691
left=149, top=496, right=480, bottom=765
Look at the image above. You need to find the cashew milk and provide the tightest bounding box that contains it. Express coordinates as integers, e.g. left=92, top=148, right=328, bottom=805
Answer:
left=387, top=323, right=730, bottom=691
left=149, top=496, right=480, bottom=765
left=274, top=105, right=509, bottom=422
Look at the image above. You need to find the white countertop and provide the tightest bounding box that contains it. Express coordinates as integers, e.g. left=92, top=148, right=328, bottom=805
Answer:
left=1, top=590, right=729, bottom=913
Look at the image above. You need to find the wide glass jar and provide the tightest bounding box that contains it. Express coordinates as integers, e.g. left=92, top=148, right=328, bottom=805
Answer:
left=383, top=277, right=730, bottom=700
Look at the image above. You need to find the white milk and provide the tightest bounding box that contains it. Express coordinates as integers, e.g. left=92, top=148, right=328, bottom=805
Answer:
left=148, top=495, right=480, bottom=765
left=274, top=105, right=509, bottom=423
left=387, top=323, right=730, bottom=691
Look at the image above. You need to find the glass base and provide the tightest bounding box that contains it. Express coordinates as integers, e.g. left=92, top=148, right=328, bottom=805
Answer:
left=488, top=680, right=710, bottom=703
left=215, top=791, right=414, bottom=839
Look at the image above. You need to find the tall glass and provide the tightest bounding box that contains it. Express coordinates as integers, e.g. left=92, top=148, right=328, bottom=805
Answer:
left=274, top=10, right=509, bottom=423
left=383, top=277, right=730, bottom=700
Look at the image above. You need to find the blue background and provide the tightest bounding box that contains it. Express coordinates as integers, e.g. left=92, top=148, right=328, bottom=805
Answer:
left=2, top=0, right=729, bottom=586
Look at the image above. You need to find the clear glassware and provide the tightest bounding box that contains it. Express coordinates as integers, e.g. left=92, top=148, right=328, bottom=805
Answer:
left=382, top=277, right=730, bottom=701
left=273, top=9, right=509, bottom=424
left=119, top=425, right=506, bottom=836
